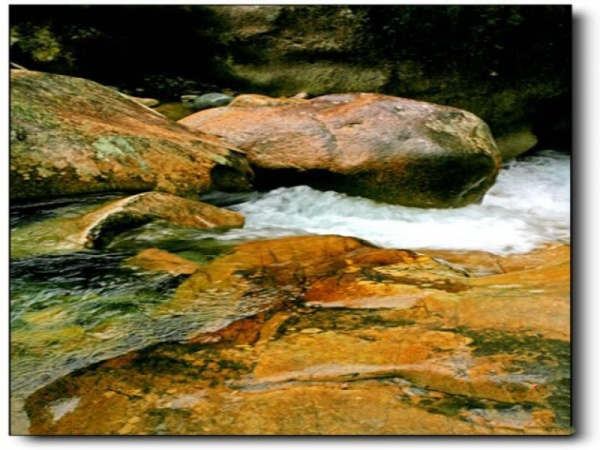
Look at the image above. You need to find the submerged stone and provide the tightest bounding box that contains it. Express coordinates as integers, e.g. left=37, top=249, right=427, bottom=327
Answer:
left=192, top=93, right=234, bottom=111
left=123, top=248, right=200, bottom=275
left=11, top=192, right=245, bottom=257
left=153, top=102, right=195, bottom=121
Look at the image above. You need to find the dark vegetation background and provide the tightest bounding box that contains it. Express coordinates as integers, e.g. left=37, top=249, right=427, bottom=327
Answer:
left=9, top=5, right=571, bottom=152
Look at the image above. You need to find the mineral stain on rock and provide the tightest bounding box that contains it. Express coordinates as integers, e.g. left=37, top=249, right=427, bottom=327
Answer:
left=22, top=236, right=571, bottom=435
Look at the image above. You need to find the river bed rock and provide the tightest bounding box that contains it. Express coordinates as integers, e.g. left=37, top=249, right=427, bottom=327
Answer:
left=11, top=192, right=245, bottom=257
left=160, top=235, right=369, bottom=318
left=80, top=192, right=245, bottom=249
left=24, top=236, right=570, bottom=435
left=123, top=248, right=200, bottom=275
left=228, top=93, right=306, bottom=108
left=192, top=93, right=234, bottom=110
left=153, top=102, right=196, bottom=121
left=180, top=93, right=501, bottom=208
left=416, top=243, right=570, bottom=276
left=10, top=69, right=253, bottom=201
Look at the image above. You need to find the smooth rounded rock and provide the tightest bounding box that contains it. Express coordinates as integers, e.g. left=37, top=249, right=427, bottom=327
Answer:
left=181, top=93, right=501, bottom=208
left=192, top=93, right=234, bottom=111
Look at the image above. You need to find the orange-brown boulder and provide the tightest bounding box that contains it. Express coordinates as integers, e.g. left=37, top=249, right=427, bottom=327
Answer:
left=180, top=93, right=501, bottom=208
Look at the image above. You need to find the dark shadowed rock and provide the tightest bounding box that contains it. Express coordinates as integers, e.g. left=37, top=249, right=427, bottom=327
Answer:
left=10, top=6, right=570, bottom=155
left=180, top=93, right=501, bottom=208
left=192, top=93, right=234, bottom=111
left=10, top=70, right=253, bottom=201
left=209, top=5, right=569, bottom=155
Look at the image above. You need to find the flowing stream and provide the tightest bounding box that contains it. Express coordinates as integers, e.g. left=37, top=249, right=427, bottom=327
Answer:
left=206, top=149, right=571, bottom=255
left=10, top=149, right=570, bottom=430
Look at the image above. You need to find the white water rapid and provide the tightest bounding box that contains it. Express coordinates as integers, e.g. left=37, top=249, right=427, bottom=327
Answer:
left=209, top=150, right=570, bottom=255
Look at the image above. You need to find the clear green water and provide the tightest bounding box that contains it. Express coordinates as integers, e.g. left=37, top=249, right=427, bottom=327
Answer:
left=10, top=196, right=246, bottom=401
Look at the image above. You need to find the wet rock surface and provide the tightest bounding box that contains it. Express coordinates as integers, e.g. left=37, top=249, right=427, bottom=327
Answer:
left=181, top=93, right=501, bottom=208
left=24, top=236, right=571, bottom=435
left=11, top=191, right=245, bottom=257
left=10, top=69, right=253, bottom=201
left=417, top=243, right=570, bottom=276
left=123, top=248, right=200, bottom=275
left=80, top=192, right=245, bottom=250
left=152, top=102, right=196, bottom=121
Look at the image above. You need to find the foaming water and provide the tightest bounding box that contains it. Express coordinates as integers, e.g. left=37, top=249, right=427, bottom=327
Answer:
left=211, top=150, right=570, bottom=255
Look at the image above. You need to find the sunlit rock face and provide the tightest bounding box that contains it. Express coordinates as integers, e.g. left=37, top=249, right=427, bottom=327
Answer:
left=25, top=237, right=570, bottom=435
left=181, top=93, right=501, bottom=208
left=10, top=70, right=253, bottom=201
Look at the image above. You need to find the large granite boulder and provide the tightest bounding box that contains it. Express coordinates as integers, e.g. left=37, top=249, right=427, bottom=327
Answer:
left=180, top=93, right=501, bottom=208
left=209, top=5, right=570, bottom=155
left=10, top=70, right=253, bottom=201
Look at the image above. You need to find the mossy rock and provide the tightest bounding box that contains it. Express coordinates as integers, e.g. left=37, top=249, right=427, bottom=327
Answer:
left=10, top=69, right=253, bottom=201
